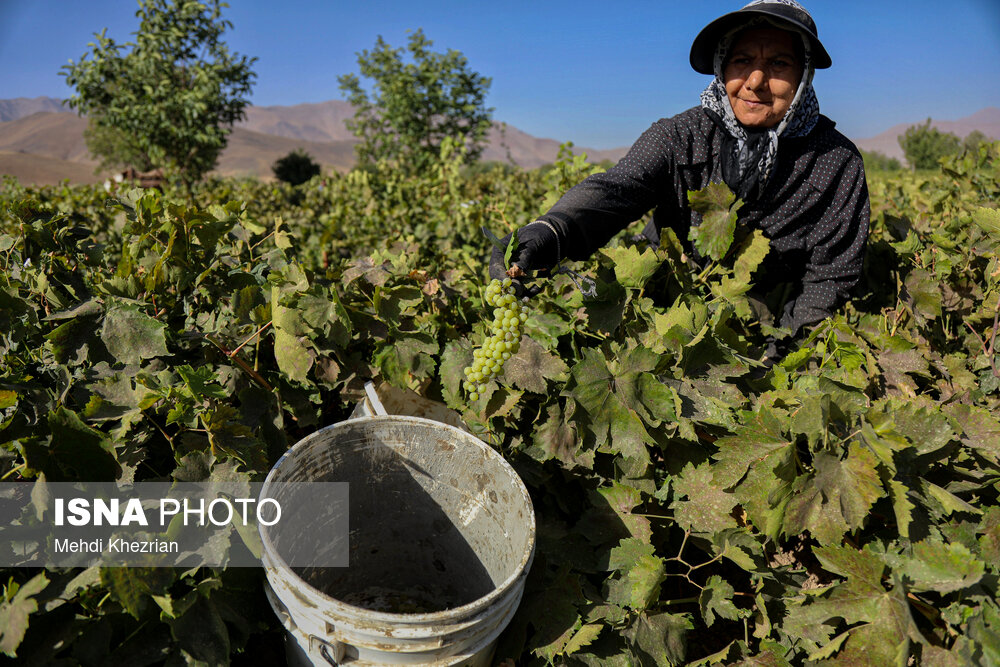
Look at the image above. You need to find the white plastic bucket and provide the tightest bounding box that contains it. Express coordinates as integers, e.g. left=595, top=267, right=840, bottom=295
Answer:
left=259, top=386, right=536, bottom=665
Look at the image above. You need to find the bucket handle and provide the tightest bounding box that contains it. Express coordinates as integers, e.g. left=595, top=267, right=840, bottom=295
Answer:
left=310, top=634, right=346, bottom=665
left=363, top=381, right=388, bottom=416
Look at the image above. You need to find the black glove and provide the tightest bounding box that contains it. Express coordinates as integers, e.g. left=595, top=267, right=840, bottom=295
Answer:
left=488, top=222, right=561, bottom=296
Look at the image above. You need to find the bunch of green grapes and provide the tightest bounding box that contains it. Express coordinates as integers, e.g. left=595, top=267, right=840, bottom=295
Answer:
left=464, top=278, right=528, bottom=401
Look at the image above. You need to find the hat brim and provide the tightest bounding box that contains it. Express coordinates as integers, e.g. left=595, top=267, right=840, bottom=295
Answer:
left=689, top=10, right=832, bottom=75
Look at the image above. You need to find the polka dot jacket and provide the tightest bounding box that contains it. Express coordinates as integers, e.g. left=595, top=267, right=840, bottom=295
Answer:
left=538, top=106, right=871, bottom=337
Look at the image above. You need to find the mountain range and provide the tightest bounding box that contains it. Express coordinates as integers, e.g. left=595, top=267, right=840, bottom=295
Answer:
left=1, top=96, right=997, bottom=185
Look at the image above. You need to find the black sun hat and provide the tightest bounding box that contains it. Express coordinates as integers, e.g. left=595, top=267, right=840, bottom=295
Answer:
left=689, top=0, right=832, bottom=75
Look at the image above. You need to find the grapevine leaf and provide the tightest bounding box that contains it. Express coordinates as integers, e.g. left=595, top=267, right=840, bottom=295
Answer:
left=504, top=336, right=569, bottom=393
left=971, top=206, right=1000, bottom=243
left=166, top=596, right=231, bottom=665
left=687, top=182, right=742, bottom=261
left=733, top=228, right=770, bottom=284
left=624, top=611, right=692, bottom=667
left=526, top=570, right=585, bottom=659
left=944, top=403, right=1000, bottom=463
left=608, top=537, right=656, bottom=570
left=903, top=268, right=942, bottom=320
left=577, top=483, right=653, bottom=544
left=529, top=401, right=593, bottom=469
left=608, top=554, right=665, bottom=611
left=784, top=545, right=916, bottom=666
left=699, top=575, right=739, bottom=627
left=563, top=623, right=603, bottom=657
left=101, top=305, right=168, bottom=365
left=49, top=406, right=121, bottom=481
left=505, top=228, right=518, bottom=269
left=439, top=339, right=472, bottom=410
left=783, top=442, right=883, bottom=544
left=600, top=245, right=661, bottom=289
left=889, top=539, right=984, bottom=594
left=888, top=479, right=916, bottom=540
left=980, top=507, right=1000, bottom=564
left=342, top=256, right=390, bottom=286
left=713, top=409, right=793, bottom=481
left=481, top=225, right=506, bottom=251
left=272, top=328, right=314, bottom=382
left=0, top=573, right=48, bottom=657
left=565, top=346, right=654, bottom=463
left=732, top=639, right=792, bottom=666
left=921, top=479, right=982, bottom=518
left=100, top=567, right=175, bottom=619
left=884, top=396, right=956, bottom=455
left=670, top=462, right=738, bottom=533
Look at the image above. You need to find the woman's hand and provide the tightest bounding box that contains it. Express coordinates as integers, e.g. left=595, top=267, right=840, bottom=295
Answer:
left=488, top=222, right=560, bottom=297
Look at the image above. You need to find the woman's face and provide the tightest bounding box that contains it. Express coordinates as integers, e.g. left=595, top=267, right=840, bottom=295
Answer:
left=723, top=27, right=804, bottom=129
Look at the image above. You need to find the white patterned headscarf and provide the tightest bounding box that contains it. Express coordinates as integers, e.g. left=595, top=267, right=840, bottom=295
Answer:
left=699, top=0, right=820, bottom=200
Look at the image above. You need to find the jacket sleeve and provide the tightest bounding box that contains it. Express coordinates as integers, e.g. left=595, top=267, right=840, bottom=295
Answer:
left=538, top=122, right=675, bottom=261
left=779, top=154, right=871, bottom=336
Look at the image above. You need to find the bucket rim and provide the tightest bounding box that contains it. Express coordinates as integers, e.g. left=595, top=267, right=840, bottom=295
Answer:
left=258, top=414, right=537, bottom=624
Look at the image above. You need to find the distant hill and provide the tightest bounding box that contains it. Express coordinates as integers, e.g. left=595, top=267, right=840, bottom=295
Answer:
left=0, top=96, right=630, bottom=184
left=853, top=108, right=1000, bottom=162
left=0, top=96, right=70, bottom=122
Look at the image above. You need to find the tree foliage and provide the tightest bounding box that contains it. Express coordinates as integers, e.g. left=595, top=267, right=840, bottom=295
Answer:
left=860, top=149, right=902, bottom=172
left=337, top=29, right=493, bottom=171
left=898, top=118, right=961, bottom=169
left=963, top=130, right=989, bottom=155
left=61, top=0, right=256, bottom=197
left=272, top=149, right=321, bottom=186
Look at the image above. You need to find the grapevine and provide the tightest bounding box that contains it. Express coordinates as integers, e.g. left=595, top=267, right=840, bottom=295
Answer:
left=463, top=277, right=528, bottom=400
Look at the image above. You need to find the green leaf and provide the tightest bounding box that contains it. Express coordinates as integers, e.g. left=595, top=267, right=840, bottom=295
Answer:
left=903, top=268, right=942, bottom=320
left=699, top=575, right=739, bottom=627
left=979, top=507, right=1000, bottom=564
left=0, top=573, right=48, bottom=657
left=891, top=539, right=984, bottom=594
left=711, top=409, right=794, bottom=536
left=504, top=336, right=568, bottom=393
left=600, top=245, right=661, bottom=289
left=608, top=553, right=665, bottom=611
left=625, top=612, right=692, bottom=667
left=167, top=596, right=231, bottom=665
left=100, top=568, right=174, bottom=619
left=687, top=182, right=743, bottom=261
left=100, top=305, right=168, bottom=365
left=670, top=462, right=738, bottom=533
left=784, top=545, right=916, bottom=667
left=972, top=206, right=1000, bottom=242
left=565, top=346, right=655, bottom=463
left=783, top=442, right=884, bottom=544
left=48, top=406, right=121, bottom=481
left=944, top=403, right=1000, bottom=463
left=563, top=623, right=602, bottom=657
left=530, top=402, right=593, bottom=469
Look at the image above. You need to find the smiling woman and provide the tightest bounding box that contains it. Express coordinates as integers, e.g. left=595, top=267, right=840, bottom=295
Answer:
left=488, top=0, right=870, bottom=365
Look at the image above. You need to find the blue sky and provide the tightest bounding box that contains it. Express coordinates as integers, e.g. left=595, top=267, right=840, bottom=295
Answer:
left=1, top=0, right=998, bottom=149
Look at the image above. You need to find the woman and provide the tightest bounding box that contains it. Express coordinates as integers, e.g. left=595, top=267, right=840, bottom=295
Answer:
left=490, top=0, right=870, bottom=361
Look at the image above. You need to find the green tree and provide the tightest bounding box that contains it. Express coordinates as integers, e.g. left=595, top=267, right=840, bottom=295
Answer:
left=61, top=0, right=256, bottom=199
left=898, top=119, right=961, bottom=170
left=337, top=29, right=493, bottom=171
left=82, top=124, right=156, bottom=174
left=860, top=150, right=902, bottom=172
left=272, top=149, right=321, bottom=186
left=962, top=130, right=989, bottom=155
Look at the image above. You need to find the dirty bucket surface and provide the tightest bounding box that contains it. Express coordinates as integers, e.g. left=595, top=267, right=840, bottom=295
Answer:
left=261, top=415, right=535, bottom=665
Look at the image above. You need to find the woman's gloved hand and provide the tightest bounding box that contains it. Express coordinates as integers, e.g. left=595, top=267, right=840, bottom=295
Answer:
left=488, top=221, right=561, bottom=297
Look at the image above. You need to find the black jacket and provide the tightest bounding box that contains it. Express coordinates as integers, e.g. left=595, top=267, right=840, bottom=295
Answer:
left=538, top=106, right=871, bottom=337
